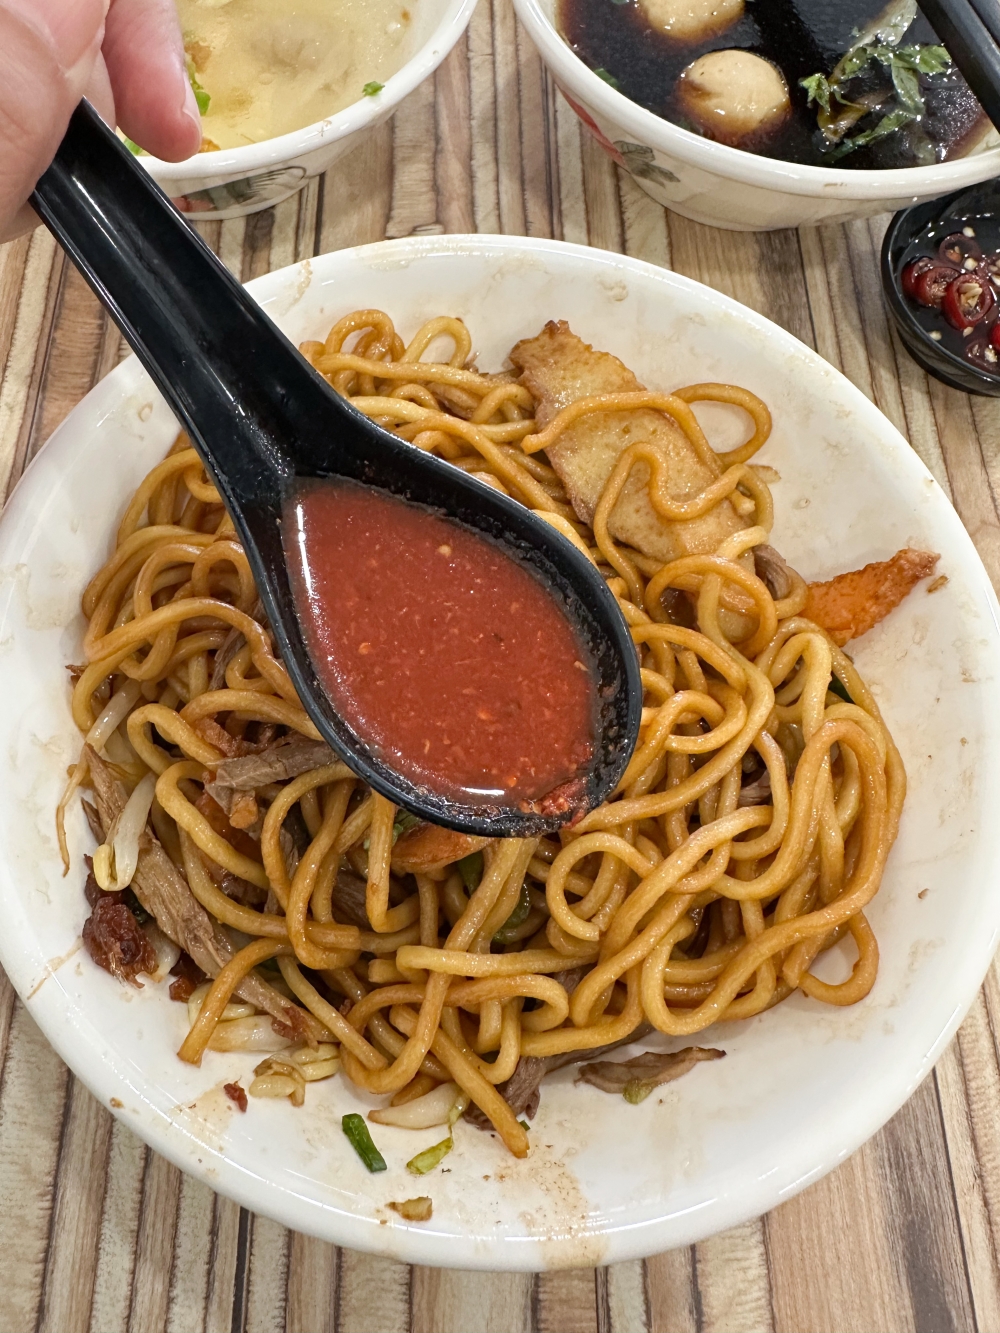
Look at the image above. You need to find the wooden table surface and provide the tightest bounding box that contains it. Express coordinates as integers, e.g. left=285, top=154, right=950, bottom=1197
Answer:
left=3, top=5, right=1000, bottom=1331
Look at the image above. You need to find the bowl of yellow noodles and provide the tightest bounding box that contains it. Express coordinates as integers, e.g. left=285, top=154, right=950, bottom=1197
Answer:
left=0, top=235, right=998, bottom=1268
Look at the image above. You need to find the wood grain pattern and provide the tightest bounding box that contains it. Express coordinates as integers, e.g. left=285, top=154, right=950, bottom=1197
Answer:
left=2, top=2, right=1000, bottom=1328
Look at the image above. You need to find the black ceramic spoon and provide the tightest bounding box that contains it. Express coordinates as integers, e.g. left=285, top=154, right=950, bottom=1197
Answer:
left=31, top=102, right=641, bottom=837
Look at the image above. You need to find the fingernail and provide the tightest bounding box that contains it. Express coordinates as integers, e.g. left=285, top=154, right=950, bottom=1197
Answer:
left=6, top=0, right=105, bottom=70
left=181, top=76, right=203, bottom=150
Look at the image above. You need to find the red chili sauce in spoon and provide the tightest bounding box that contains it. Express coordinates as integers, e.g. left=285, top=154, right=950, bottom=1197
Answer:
left=283, top=480, right=596, bottom=810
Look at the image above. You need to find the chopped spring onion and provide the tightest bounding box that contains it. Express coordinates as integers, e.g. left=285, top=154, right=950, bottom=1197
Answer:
left=405, top=1093, right=470, bottom=1174
left=828, top=675, right=854, bottom=704
left=392, top=810, right=421, bottom=843
left=363, top=81, right=384, bottom=96
left=407, top=1135, right=454, bottom=1175
left=622, top=1080, right=655, bottom=1105
left=494, top=881, right=531, bottom=943
left=186, top=58, right=211, bottom=115
left=458, top=851, right=483, bottom=893
left=343, top=1113, right=387, bottom=1172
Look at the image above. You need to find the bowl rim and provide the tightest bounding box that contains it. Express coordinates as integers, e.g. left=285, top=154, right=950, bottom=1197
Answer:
left=139, top=0, right=478, bottom=182
left=512, top=0, right=1000, bottom=199
left=4, top=234, right=1000, bottom=1268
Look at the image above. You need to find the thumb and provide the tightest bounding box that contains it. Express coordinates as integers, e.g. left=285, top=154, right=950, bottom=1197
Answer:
left=0, top=0, right=109, bottom=241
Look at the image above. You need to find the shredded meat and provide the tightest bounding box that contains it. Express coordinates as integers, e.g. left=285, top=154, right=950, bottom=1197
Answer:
left=210, top=738, right=336, bottom=790
left=224, top=1081, right=248, bottom=1112
left=272, top=1006, right=317, bottom=1046
left=228, top=791, right=259, bottom=830
left=194, top=791, right=261, bottom=862
left=81, top=798, right=105, bottom=845
left=804, top=548, right=939, bottom=646
left=738, top=771, right=772, bottom=806
left=85, top=746, right=326, bottom=1037
left=753, top=544, right=795, bottom=601
left=465, top=1019, right=654, bottom=1127
left=329, top=867, right=372, bottom=930
left=209, top=626, right=246, bottom=691
left=220, top=871, right=267, bottom=907
left=576, top=1046, right=725, bottom=1101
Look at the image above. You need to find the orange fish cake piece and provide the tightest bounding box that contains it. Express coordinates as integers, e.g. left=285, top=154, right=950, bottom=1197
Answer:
left=804, top=548, right=939, bottom=646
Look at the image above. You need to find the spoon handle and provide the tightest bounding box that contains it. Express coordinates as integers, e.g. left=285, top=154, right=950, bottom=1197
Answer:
left=30, top=101, right=319, bottom=506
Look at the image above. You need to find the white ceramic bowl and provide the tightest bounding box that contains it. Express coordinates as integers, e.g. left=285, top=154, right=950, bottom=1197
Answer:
left=514, top=0, right=1000, bottom=231
left=140, top=0, right=477, bottom=220
left=1, top=236, right=999, bottom=1269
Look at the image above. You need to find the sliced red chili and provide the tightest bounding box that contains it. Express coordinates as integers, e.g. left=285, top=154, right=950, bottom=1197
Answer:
left=939, top=232, right=983, bottom=266
left=901, top=256, right=938, bottom=300
left=912, top=264, right=960, bottom=308
left=942, top=273, right=995, bottom=330
left=991, top=322, right=1000, bottom=351
left=965, top=334, right=1000, bottom=373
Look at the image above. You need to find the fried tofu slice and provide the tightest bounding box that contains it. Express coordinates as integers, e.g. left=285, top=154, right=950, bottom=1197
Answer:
left=805, top=548, right=939, bottom=645
left=510, top=321, right=748, bottom=563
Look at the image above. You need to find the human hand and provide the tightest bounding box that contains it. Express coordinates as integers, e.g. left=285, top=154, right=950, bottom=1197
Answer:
left=0, top=0, right=202, bottom=241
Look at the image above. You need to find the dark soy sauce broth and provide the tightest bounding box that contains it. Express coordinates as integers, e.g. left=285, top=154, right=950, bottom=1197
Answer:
left=559, top=0, right=986, bottom=169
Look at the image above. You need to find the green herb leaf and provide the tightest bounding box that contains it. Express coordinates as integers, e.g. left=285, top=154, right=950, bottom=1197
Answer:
left=407, top=1135, right=453, bottom=1174
left=800, top=73, right=833, bottom=113
left=363, top=81, right=384, bottom=97
left=458, top=851, right=484, bottom=894
left=899, top=43, right=951, bottom=76
left=392, top=811, right=421, bottom=844
left=828, top=674, right=854, bottom=704
left=594, top=67, right=620, bottom=89
left=888, top=57, right=922, bottom=113
left=824, top=106, right=919, bottom=161
left=185, top=58, right=210, bottom=115
left=342, top=1113, right=387, bottom=1172
left=493, top=880, right=532, bottom=944
left=836, top=42, right=877, bottom=81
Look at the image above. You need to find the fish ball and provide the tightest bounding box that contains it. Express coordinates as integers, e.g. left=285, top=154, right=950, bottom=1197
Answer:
left=676, top=49, right=790, bottom=145
left=638, top=0, right=743, bottom=41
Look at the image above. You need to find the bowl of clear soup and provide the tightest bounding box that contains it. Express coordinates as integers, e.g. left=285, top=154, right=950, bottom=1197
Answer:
left=132, top=0, right=478, bottom=219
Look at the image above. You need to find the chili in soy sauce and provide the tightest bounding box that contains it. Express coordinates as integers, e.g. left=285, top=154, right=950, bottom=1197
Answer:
left=283, top=480, right=596, bottom=812
left=900, top=219, right=1000, bottom=376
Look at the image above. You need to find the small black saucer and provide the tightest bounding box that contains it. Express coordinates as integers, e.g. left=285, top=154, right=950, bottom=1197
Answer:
left=881, top=180, right=1000, bottom=398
